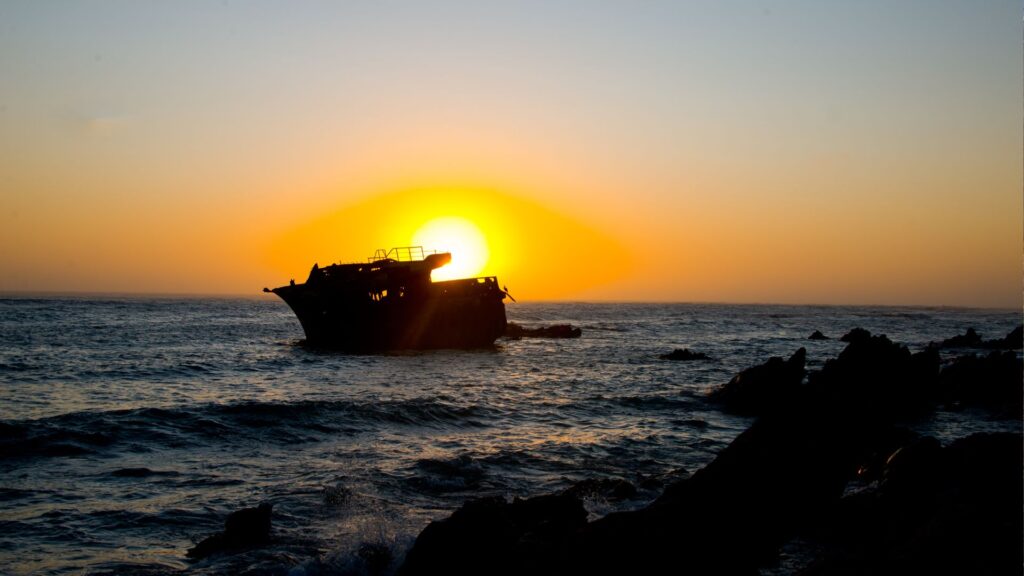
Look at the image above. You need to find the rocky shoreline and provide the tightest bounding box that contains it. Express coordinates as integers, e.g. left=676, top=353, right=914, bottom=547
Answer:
left=181, top=326, right=1022, bottom=575
left=397, top=326, right=1023, bottom=575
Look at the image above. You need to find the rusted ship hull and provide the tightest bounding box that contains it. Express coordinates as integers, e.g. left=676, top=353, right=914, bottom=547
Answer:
left=272, top=277, right=507, bottom=350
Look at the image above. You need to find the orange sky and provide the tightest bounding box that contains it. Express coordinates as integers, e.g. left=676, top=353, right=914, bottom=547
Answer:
left=1, top=2, right=1020, bottom=307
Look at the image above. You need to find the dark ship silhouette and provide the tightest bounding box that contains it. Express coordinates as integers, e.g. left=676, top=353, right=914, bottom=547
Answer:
left=264, top=247, right=508, bottom=350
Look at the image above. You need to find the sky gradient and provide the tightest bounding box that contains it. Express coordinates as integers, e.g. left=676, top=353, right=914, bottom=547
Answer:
left=1, top=1, right=1020, bottom=306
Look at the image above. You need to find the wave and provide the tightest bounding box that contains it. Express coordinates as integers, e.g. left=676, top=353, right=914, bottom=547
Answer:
left=0, top=398, right=497, bottom=461
left=590, top=394, right=699, bottom=411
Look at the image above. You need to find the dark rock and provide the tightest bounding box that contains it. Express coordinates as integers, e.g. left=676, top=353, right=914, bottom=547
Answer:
left=808, top=330, right=829, bottom=340
left=399, top=493, right=587, bottom=576
left=568, top=336, right=941, bottom=574
left=187, top=502, right=273, bottom=559
left=708, top=348, right=806, bottom=416
left=505, top=322, right=582, bottom=339
left=880, top=436, right=943, bottom=494
left=938, top=327, right=984, bottom=348
left=570, top=403, right=879, bottom=575
left=562, top=478, right=637, bottom=502
left=937, top=350, right=1023, bottom=415
left=805, top=334, right=939, bottom=422
left=845, top=426, right=918, bottom=486
left=398, top=333, right=1014, bottom=576
left=659, top=348, right=710, bottom=361
left=839, top=327, right=871, bottom=344
left=811, top=433, right=1023, bottom=576
left=934, top=325, right=1023, bottom=350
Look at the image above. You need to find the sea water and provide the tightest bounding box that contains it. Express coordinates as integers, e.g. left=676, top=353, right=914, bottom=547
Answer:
left=0, top=297, right=1019, bottom=574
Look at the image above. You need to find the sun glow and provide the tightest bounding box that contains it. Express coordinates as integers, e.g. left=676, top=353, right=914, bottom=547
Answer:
left=411, top=216, right=490, bottom=281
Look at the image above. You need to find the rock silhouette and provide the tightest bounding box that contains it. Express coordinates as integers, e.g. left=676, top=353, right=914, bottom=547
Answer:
left=808, top=330, right=829, bottom=340
left=938, top=327, right=983, bottom=348
left=187, top=502, right=273, bottom=560
left=708, top=347, right=806, bottom=416
left=839, top=327, right=871, bottom=344
left=936, top=325, right=1023, bottom=350
left=938, top=350, right=1023, bottom=415
left=811, top=433, right=1022, bottom=575
left=398, top=494, right=587, bottom=576
left=983, top=324, right=1024, bottom=349
left=398, top=331, right=1022, bottom=575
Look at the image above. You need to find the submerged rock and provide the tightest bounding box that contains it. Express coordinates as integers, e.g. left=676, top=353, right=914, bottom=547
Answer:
left=808, top=330, right=829, bottom=340
left=708, top=348, right=806, bottom=416
left=187, top=502, right=273, bottom=559
left=659, top=348, right=710, bottom=361
left=505, top=322, right=582, bottom=339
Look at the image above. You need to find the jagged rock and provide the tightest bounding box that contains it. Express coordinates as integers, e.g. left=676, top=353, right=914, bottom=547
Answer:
left=938, top=327, right=984, bottom=348
left=398, top=334, right=1016, bottom=576
left=570, top=399, right=897, bottom=574
left=937, top=350, right=1023, bottom=415
left=660, top=348, right=710, bottom=361
left=810, top=433, right=1023, bottom=576
left=805, top=334, right=940, bottom=422
left=708, top=348, right=806, bottom=416
left=839, top=327, right=872, bottom=344
left=568, top=336, right=942, bottom=573
left=933, top=325, right=1023, bottom=350
left=505, top=323, right=582, bottom=339
left=187, top=503, right=273, bottom=559
left=808, top=330, right=829, bottom=340
left=399, top=493, right=587, bottom=576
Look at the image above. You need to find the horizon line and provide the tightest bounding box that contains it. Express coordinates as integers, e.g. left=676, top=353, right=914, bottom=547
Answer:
left=0, top=289, right=1018, bottom=312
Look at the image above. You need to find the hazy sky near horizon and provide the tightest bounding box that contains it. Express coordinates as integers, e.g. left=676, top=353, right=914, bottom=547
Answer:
left=1, top=1, right=1020, bottom=306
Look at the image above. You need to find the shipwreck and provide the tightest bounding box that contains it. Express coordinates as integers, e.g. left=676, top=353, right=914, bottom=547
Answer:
left=264, top=247, right=508, bottom=350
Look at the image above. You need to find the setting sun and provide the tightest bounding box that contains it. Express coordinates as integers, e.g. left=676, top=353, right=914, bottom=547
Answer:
left=411, top=216, right=490, bottom=281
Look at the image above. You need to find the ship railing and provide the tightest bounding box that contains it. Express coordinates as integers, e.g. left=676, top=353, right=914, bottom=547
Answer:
left=368, top=246, right=438, bottom=263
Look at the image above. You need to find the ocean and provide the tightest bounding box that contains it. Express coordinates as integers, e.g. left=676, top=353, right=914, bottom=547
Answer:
left=0, top=297, right=1020, bottom=575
